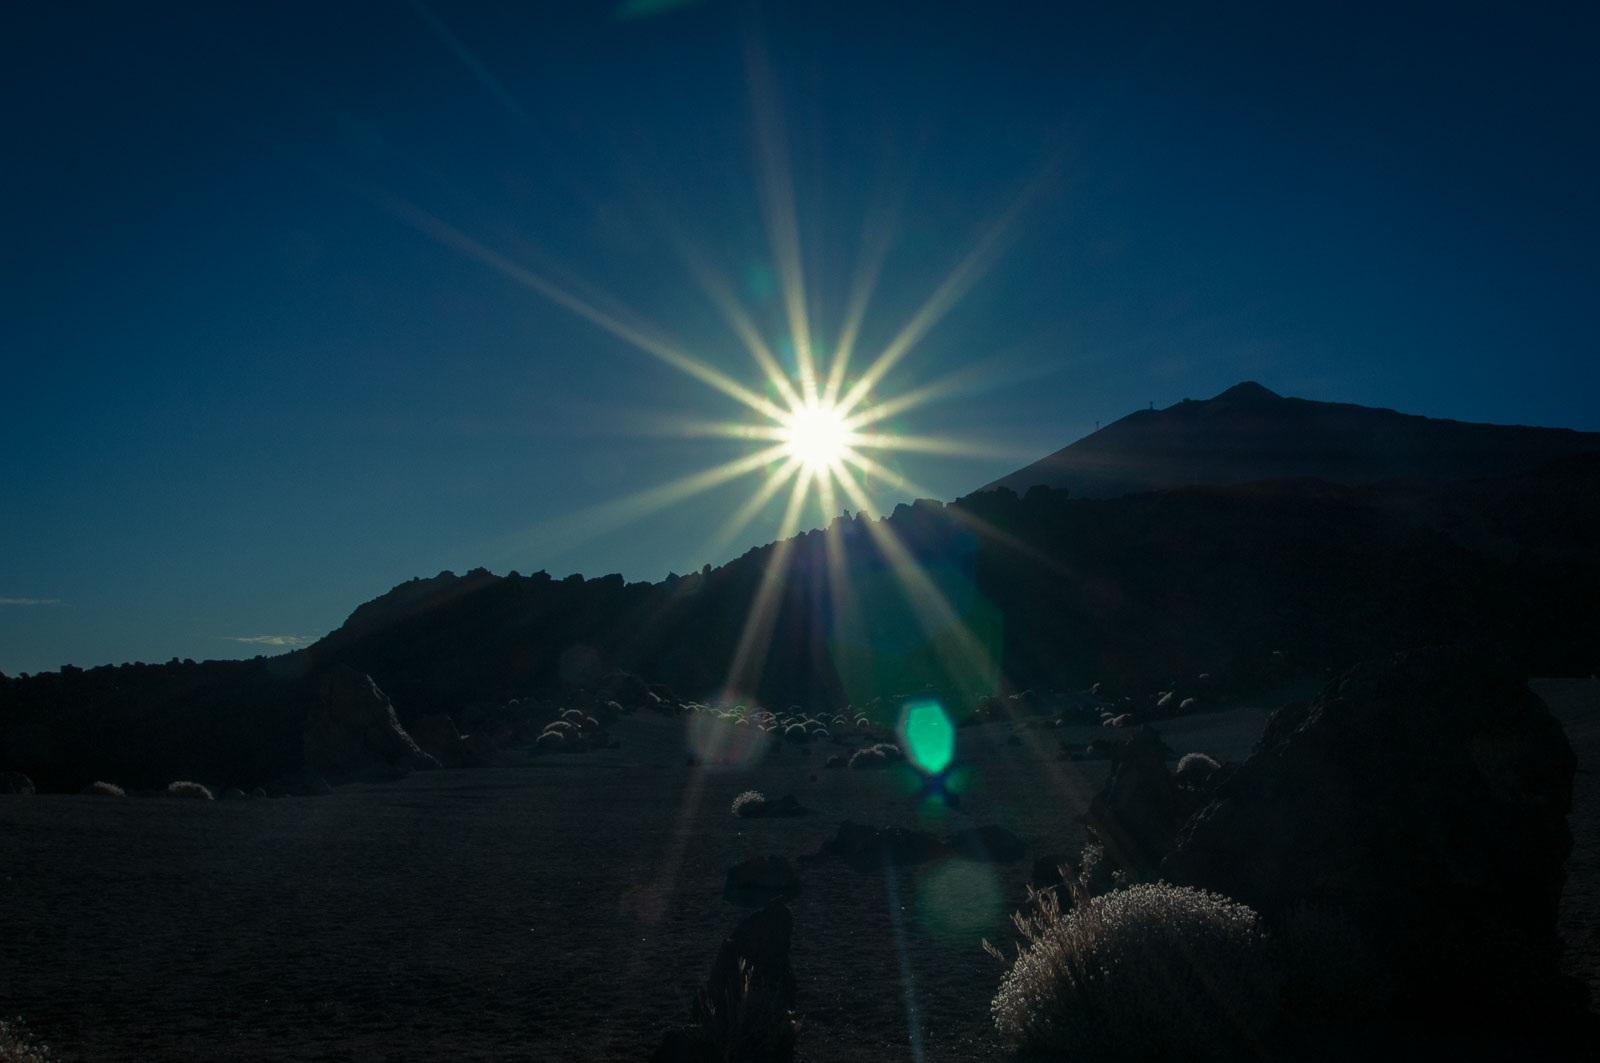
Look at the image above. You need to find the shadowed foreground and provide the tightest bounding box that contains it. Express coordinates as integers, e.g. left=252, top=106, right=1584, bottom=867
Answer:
left=2, top=683, right=1596, bottom=1062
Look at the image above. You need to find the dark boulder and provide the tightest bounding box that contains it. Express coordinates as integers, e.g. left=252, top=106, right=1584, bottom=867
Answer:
left=409, top=713, right=481, bottom=769
left=1, top=771, right=36, bottom=795
left=1080, top=726, right=1177, bottom=880
left=1162, top=646, right=1578, bottom=1018
left=302, top=666, right=441, bottom=781
left=652, top=901, right=797, bottom=1062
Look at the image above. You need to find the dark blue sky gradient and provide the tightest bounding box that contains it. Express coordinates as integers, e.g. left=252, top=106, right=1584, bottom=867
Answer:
left=3, top=1, right=1596, bottom=673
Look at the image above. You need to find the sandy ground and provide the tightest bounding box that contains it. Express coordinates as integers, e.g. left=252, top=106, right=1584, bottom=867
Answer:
left=0, top=680, right=1594, bottom=1062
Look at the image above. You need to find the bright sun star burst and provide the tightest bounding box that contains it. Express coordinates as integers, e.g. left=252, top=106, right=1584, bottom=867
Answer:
left=781, top=401, right=853, bottom=472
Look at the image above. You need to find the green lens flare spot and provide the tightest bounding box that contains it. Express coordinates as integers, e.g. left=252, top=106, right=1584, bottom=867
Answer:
left=899, top=699, right=954, bottom=775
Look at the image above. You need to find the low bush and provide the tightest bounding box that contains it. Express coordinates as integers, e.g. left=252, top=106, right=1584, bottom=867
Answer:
left=165, top=781, right=214, bottom=800
left=731, top=790, right=767, bottom=818
left=81, top=781, right=126, bottom=797
left=986, top=882, right=1279, bottom=1061
left=1174, top=752, right=1221, bottom=786
left=0, top=1018, right=51, bottom=1063
left=848, top=746, right=885, bottom=769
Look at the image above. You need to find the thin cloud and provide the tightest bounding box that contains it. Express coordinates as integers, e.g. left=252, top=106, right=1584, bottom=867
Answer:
left=0, top=597, right=62, bottom=606
left=221, top=634, right=317, bottom=648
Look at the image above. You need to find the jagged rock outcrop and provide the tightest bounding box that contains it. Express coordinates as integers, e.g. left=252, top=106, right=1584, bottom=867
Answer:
left=1162, top=646, right=1578, bottom=1016
left=302, top=666, right=440, bottom=781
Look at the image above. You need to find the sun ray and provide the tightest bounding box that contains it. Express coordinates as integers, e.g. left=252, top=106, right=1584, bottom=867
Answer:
left=723, top=465, right=816, bottom=692
left=489, top=443, right=789, bottom=566
left=822, top=202, right=899, bottom=409
left=831, top=465, right=1003, bottom=696
left=845, top=432, right=1038, bottom=461
left=662, top=227, right=806, bottom=411
left=409, top=0, right=533, bottom=126
left=836, top=172, right=1049, bottom=420
left=744, top=37, right=819, bottom=403
left=838, top=449, right=942, bottom=501
left=698, top=456, right=805, bottom=566
left=375, top=194, right=790, bottom=424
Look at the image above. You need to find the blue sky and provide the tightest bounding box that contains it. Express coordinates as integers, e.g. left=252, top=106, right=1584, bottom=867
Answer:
left=3, top=0, right=1596, bottom=674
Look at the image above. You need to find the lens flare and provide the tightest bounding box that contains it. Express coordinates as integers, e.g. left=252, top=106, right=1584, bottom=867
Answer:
left=899, top=699, right=955, bottom=775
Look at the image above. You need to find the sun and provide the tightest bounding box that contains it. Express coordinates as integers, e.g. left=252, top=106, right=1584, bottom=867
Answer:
left=781, top=401, right=853, bottom=472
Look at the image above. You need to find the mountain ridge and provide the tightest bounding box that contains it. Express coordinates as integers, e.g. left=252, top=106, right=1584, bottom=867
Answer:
left=983, top=382, right=1600, bottom=498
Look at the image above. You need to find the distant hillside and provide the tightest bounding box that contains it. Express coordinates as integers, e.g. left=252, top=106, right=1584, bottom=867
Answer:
left=5, top=452, right=1599, bottom=791
left=984, top=381, right=1600, bottom=497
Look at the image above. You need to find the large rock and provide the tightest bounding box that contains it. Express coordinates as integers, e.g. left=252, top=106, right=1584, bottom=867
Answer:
left=0, top=770, right=35, bottom=795
left=1081, top=727, right=1177, bottom=880
left=1162, top=646, right=1577, bottom=1016
left=409, top=713, right=486, bottom=769
left=652, top=902, right=797, bottom=1062
left=302, top=667, right=441, bottom=781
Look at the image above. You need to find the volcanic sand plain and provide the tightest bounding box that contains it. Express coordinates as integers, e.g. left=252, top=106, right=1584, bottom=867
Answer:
left=2, top=679, right=1596, bottom=1062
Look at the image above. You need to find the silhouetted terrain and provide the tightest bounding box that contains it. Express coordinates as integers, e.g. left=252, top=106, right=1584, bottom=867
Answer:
left=986, top=382, right=1600, bottom=498
left=3, top=452, right=1598, bottom=792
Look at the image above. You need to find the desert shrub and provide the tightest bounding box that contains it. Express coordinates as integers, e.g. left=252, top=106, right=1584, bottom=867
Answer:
left=0, top=1017, right=52, bottom=1062
left=535, top=730, right=565, bottom=750
left=873, top=742, right=904, bottom=762
left=986, top=882, right=1280, bottom=1061
left=165, top=781, right=214, bottom=800
left=783, top=723, right=810, bottom=743
left=560, top=708, right=585, bottom=722
left=81, top=781, right=126, bottom=797
left=544, top=719, right=576, bottom=734
left=1174, top=752, right=1221, bottom=786
left=731, top=790, right=767, bottom=818
left=848, top=746, right=887, bottom=769
left=825, top=754, right=847, bottom=769
left=1276, top=903, right=1392, bottom=1020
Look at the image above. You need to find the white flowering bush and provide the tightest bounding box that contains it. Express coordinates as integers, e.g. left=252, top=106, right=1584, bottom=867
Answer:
left=986, top=883, right=1280, bottom=1060
left=0, top=1017, right=52, bottom=1063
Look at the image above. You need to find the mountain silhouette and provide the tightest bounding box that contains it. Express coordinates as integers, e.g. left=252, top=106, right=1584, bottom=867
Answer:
left=4, top=392, right=1600, bottom=792
left=984, top=382, right=1600, bottom=497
